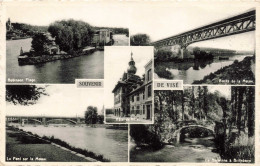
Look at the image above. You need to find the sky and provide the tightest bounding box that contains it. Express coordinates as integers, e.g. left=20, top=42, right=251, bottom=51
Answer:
left=208, top=86, right=231, bottom=99
left=129, top=4, right=255, bottom=51
left=6, top=85, right=104, bottom=117
left=104, top=46, right=153, bottom=108
left=5, top=2, right=255, bottom=51
left=6, top=2, right=131, bottom=28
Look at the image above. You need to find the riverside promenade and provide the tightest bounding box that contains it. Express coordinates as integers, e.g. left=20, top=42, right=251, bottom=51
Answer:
left=6, top=127, right=94, bottom=162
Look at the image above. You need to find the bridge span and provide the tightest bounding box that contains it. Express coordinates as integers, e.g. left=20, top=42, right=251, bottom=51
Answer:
left=151, top=9, right=255, bottom=58
left=6, top=115, right=85, bottom=125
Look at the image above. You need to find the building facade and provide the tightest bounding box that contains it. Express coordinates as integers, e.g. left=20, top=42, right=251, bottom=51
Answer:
left=112, top=52, right=153, bottom=121
left=92, top=29, right=113, bottom=45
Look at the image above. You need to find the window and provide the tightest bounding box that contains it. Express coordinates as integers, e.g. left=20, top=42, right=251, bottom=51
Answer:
left=131, top=95, right=134, bottom=102
left=147, top=69, right=152, bottom=82
left=137, top=93, right=140, bottom=101
left=143, top=92, right=145, bottom=99
left=131, top=106, right=134, bottom=114
left=143, top=105, right=145, bottom=114
left=148, top=85, right=152, bottom=97
left=136, top=106, right=140, bottom=115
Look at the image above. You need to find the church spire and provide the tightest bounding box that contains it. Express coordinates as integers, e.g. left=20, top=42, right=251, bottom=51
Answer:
left=127, top=51, right=137, bottom=74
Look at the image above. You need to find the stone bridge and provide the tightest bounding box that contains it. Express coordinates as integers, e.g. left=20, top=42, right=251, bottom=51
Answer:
left=173, top=124, right=215, bottom=143
left=6, top=116, right=85, bottom=126
left=151, top=9, right=255, bottom=58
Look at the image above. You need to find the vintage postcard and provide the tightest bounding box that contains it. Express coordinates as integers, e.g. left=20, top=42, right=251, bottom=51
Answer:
left=0, top=0, right=259, bottom=166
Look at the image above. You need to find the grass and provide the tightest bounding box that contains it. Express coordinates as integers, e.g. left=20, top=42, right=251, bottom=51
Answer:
left=6, top=126, right=110, bottom=162
left=42, top=135, right=110, bottom=162
left=223, top=133, right=254, bottom=163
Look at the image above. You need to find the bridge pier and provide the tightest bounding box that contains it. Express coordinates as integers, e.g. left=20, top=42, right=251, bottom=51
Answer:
left=180, top=48, right=184, bottom=59
left=42, top=118, right=46, bottom=125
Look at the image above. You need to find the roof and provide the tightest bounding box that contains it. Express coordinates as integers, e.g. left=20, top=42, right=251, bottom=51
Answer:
left=112, top=81, right=127, bottom=93
left=126, top=81, right=152, bottom=97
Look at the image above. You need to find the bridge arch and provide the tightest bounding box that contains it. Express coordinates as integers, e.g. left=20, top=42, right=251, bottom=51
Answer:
left=174, top=125, right=214, bottom=143
left=24, top=119, right=43, bottom=124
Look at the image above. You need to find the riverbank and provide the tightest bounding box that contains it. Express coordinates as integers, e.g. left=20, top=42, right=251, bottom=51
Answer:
left=6, top=126, right=109, bottom=162
left=193, top=56, right=255, bottom=84
left=18, top=48, right=96, bottom=65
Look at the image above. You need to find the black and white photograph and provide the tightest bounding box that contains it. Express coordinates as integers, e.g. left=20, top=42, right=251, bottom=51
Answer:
left=6, top=85, right=128, bottom=162
left=1, top=1, right=259, bottom=166
left=104, top=46, right=153, bottom=124
left=129, top=7, right=255, bottom=85
left=6, top=4, right=129, bottom=83
left=130, top=86, right=255, bottom=163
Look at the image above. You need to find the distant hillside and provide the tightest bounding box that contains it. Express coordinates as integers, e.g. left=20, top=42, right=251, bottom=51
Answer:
left=11, top=22, right=48, bottom=34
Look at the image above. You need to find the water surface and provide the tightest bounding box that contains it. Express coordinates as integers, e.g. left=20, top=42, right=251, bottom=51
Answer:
left=7, top=38, right=104, bottom=83
left=19, top=125, right=128, bottom=162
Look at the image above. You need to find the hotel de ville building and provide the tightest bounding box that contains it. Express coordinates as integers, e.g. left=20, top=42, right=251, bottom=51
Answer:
left=112, top=52, right=153, bottom=121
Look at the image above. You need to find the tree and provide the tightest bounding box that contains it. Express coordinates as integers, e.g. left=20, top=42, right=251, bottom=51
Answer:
left=84, top=106, right=98, bottom=124
left=48, top=19, right=94, bottom=54
left=130, top=34, right=151, bottom=46
left=31, top=33, right=52, bottom=55
left=247, top=87, right=254, bottom=137
left=6, top=85, right=48, bottom=105
left=97, top=115, right=104, bottom=124
left=236, top=87, right=245, bottom=135
left=203, top=86, right=209, bottom=120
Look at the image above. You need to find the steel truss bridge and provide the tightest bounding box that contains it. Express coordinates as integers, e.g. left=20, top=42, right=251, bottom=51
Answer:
left=6, top=115, right=85, bottom=125
left=151, top=10, right=255, bottom=49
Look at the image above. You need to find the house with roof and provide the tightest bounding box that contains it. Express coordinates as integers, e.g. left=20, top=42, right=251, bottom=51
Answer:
left=112, top=52, right=153, bottom=121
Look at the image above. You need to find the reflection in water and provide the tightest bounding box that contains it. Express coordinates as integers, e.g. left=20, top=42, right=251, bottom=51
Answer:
left=7, top=38, right=104, bottom=83
left=156, top=55, right=249, bottom=84
left=19, top=125, right=128, bottom=162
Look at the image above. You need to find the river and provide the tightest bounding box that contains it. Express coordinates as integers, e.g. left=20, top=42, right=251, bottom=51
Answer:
left=6, top=38, right=104, bottom=83
left=113, top=34, right=129, bottom=46
left=130, top=136, right=220, bottom=162
left=17, top=125, right=128, bottom=162
left=155, top=55, right=251, bottom=84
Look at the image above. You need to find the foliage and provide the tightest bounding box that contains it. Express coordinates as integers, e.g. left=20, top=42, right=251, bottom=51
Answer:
left=193, top=47, right=214, bottom=60
left=154, top=64, right=173, bottom=79
left=6, top=85, right=48, bottom=105
left=31, top=33, right=52, bottom=55
left=9, top=22, right=48, bottom=34
left=224, top=133, right=254, bottom=163
left=48, top=19, right=94, bottom=54
left=155, top=49, right=175, bottom=61
left=193, top=56, right=255, bottom=84
left=130, top=125, right=162, bottom=149
left=130, top=34, right=151, bottom=46
left=84, top=106, right=98, bottom=124
left=97, top=115, right=104, bottom=124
